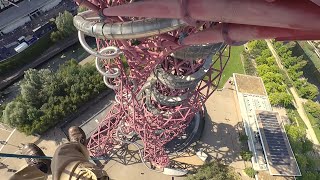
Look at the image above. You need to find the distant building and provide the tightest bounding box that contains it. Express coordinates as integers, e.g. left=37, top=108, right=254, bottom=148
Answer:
left=0, top=0, right=62, bottom=34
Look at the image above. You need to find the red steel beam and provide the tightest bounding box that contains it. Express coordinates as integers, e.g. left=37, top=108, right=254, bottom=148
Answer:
left=102, top=0, right=320, bottom=31
left=181, top=24, right=320, bottom=45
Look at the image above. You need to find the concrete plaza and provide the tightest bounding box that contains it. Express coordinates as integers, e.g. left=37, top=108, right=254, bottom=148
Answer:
left=0, top=80, right=251, bottom=180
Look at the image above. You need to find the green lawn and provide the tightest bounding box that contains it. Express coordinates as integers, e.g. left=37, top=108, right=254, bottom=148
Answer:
left=215, top=46, right=245, bottom=88
left=304, top=109, right=320, bottom=142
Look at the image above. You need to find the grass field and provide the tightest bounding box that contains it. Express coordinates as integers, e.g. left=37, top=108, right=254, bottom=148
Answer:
left=216, top=46, right=245, bottom=88
left=303, top=108, right=320, bottom=142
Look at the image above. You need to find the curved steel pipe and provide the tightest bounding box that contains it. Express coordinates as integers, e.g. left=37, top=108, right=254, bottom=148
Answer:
left=115, top=93, right=132, bottom=105
left=74, top=11, right=186, bottom=40
left=78, top=31, right=121, bottom=59
left=103, top=76, right=119, bottom=90
left=150, top=82, right=190, bottom=107
left=95, top=47, right=121, bottom=78
left=154, top=54, right=214, bottom=89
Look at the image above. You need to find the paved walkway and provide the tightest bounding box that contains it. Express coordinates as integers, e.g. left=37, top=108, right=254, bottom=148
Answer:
left=266, top=39, right=319, bottom=145
left=79, top=55, right=95, bottom=66
left=203, top=81, right=251, bottom=180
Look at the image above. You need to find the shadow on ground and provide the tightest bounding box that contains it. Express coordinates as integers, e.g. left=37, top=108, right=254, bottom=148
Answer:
left=96, top=111, right=243, bottom=174
left=168, top=112, right=242, bottom=173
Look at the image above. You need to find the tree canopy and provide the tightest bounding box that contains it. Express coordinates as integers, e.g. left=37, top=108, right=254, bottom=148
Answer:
left=248, top=40, right=320, bottom=179
left=272, top=41, right=318, bottom=100
left=51, top=11, right=77, bottom=42
left=304, top=100, right=320, bottom=123
left=285, top=125, right=319, bottom=179
left=247, top=40, right=293, bottom=107
left=2, top=60, right=106, bottom=135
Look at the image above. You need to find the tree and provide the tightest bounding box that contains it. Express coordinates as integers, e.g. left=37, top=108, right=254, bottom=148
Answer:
left=285, top=125, right=307, bottom=153
left=301, top=172, right=320, bottom=180
left=3, top=101, right=29, bottom=128
left=287, top=68, right=303, bottom=80
left=261, top=72, right=283, bottom=84
left=302, top=139, right=313, bottom=153
left=239, top=134, right=248, bottom=142
left=264, top=82, right=286, bottom=94
left=283, top=56, right=306, bottom=69
left=298, top=82, right=319, bottom=100
left=269, top=92, right=293, bottom=107
left=265, top=56, right=276, bottom=66
left=51, top=11, right=76, bottom=42
left=294, top=78, right=308, bottom=89
left=296, top=154, right=309, bottom=171
left=187, top=161, right=238, bottom=180
left=240, top=150, right=253, bottom=161
left=50, top=31, right=63, bottom=42
left=304, top=100, right=320, bottom=119
left=256, top=64, right=278, bottom=76
left=1, top=60, right=106, bottom=135
left=20, top=69, right=54, bottom=108
left=247, top=40, right=268, bottom=56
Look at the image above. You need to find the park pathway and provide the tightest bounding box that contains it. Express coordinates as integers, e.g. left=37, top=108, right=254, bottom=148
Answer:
left=266, top=40, right=319, bottom=145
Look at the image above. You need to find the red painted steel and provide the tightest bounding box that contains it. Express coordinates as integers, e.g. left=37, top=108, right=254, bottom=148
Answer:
left=74, top=0, right=320, bottom=168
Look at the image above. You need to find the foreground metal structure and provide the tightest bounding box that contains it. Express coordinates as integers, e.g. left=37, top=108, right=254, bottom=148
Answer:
left=73, top=0, right=320, bottom=170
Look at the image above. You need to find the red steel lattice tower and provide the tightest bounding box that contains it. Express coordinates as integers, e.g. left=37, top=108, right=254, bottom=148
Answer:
left=73, top=0, right=320, bottom=169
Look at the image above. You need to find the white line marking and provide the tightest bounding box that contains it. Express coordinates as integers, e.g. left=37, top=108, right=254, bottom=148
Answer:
left=0, top=128, right=16, bottom=152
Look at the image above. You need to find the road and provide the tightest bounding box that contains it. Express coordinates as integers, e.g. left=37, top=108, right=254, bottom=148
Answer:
left=266, top=40, right=320, bottom=145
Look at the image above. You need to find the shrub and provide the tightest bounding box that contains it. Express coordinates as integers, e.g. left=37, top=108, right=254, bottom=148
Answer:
left=242, top=51, right=256, bottom=75
left=187, top=161, right=238, bottom=180
left=244, top=167, right=256, bottom=178
left=240, top=150, right=253, bottom=161
left=305, top=101, right=320, bottom=119
left=239, top=133, right=248, bottom=142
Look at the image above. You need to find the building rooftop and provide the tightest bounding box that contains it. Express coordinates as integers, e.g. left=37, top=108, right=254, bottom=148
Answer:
left=234, top=73, right=267, bottom=96
left=256, top=111, right=301, bottom=176
left=0, top=0, right=55, bottom=30
left=233, top=73, right=301, bottom=177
